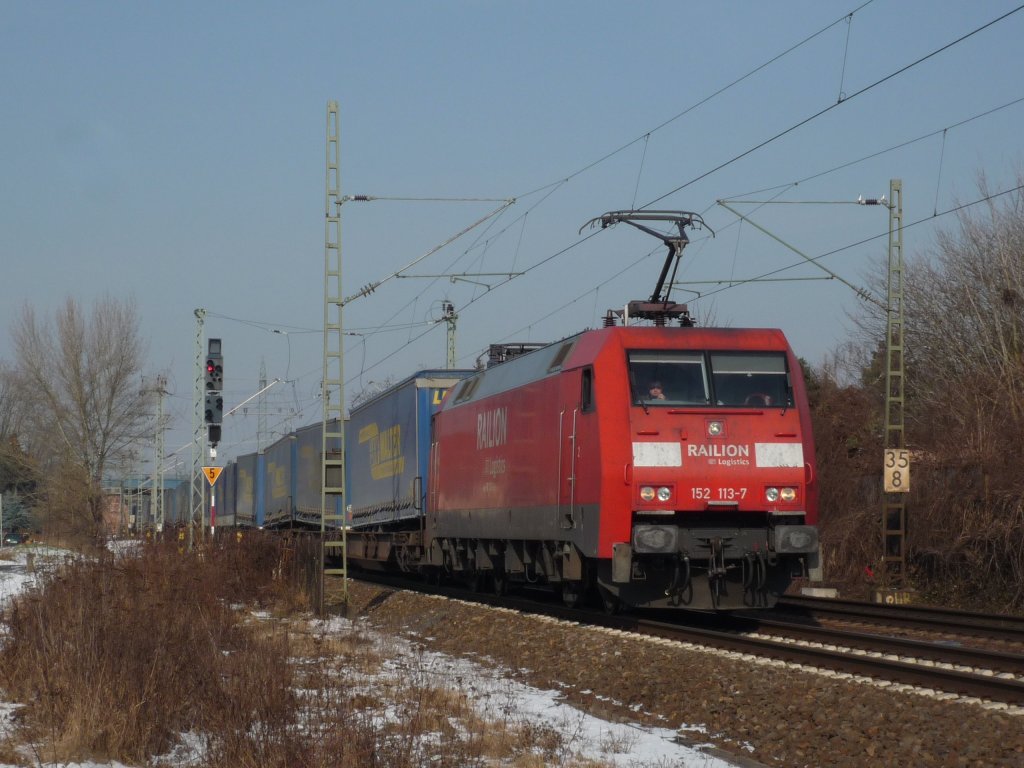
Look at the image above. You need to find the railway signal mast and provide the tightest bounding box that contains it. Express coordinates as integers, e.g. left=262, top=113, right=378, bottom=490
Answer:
left=204, top=339, right=224, bottom=447
left=203, top=338, right=224, bottom=538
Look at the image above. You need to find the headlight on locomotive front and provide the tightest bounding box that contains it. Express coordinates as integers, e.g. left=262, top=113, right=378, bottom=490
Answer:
left=775, top=525, right=819, bottom=554
left=765, top=486, right=798, bottom=504
left=639, top=485, right=673, bottom=504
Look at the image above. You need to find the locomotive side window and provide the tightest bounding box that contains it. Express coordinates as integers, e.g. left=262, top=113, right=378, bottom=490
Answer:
left=453, top=376, right=482, bottom=404
left=628, top=352, right=709, bottom=405
left=581, top=367, right=595, bottom=412
left=709, top=353, right=790, bottom=407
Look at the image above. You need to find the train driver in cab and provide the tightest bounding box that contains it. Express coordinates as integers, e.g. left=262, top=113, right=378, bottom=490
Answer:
left=647, top=380, right=666, bottom=400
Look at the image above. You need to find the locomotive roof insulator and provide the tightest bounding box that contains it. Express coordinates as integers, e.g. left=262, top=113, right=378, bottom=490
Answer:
left=487, top=342, right=549, bottom=367
left=581, top=210, right=713, bottom=325
left=626, top=300, right=694, bottom=327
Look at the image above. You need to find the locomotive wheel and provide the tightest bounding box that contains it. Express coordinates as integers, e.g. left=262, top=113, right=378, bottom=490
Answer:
left=597, top=585, right=621, bottom=615
left=561, top=581, right=584, bottom=608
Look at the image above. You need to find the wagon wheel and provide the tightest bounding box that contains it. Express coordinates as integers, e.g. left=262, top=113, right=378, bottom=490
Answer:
left=492, top=568, right=508, bottom=597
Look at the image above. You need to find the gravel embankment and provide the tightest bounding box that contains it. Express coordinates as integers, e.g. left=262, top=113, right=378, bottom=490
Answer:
left=342, top=581, right=1024, bottom=767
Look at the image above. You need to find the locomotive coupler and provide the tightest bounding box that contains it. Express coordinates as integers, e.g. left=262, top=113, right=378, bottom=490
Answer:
left=742, top=550, right=770, bottom=607
left=707, top=537, right=727, bottom=579
left=706, top=537, right=729, bottom=608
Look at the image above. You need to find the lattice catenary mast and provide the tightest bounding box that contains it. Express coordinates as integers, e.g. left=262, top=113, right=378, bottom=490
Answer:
left=320, top=101, right=348, bottom=611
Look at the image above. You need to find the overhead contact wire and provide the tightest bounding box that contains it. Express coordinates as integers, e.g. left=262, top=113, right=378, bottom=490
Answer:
left=641, top=4, right=1024, bottom=209
left=695, top=183, right=1024, bottom=303
left=724, top=94, right=1024, bottom=201
left=513, top=1, right=875, bottom=201
left=353, top=1, right=878, bottom=375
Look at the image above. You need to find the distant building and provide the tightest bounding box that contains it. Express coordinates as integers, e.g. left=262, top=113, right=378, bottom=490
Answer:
left=100, top=476, right=188, bottom=535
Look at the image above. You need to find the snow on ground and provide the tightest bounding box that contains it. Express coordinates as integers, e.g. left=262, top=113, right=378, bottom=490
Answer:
left=318, top=615, right=738, bottom=768
left=0, top=547, right=46, bottom=607
left=0, top=545, right=742, bottom=767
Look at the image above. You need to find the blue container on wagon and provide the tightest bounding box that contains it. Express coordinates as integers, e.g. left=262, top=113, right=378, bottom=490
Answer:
left=346, top=370, right=474, bottom=529
left=233, top=452, right=259, bottom=527
left=293, top=418, right=344, bottom=526
left=262, top=431, right=293, bottom=526
left=218, top=462, right=237, bottom=528
left=260, top=419, right=344, bottom=528
left=163, top=479, right=187, bottom=527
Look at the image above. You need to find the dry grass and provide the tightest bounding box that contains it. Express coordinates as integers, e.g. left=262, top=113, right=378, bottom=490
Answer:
left=0, top=535, right=616, bottom=768
left=0, top=535, right=308, bottom=765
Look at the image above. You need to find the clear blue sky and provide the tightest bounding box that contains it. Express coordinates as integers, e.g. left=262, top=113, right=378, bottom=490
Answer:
left=2, top=1, right=1022, bottom=470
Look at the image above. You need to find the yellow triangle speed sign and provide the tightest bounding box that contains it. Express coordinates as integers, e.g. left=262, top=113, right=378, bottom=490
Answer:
left=202, top=466, right=223, bottom=486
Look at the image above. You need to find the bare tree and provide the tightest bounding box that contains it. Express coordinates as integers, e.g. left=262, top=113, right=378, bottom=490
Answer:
left=11, top=296, right=149, bottom=535
left=0, top=362, right=21, bottom=449
left=846, top=175, right=1024, bottom=474
left=899, top=177, right=1024, bottom=474
left=831, top=175, right=1024, bottom=606
left=0, top=362, right=36, bottom=497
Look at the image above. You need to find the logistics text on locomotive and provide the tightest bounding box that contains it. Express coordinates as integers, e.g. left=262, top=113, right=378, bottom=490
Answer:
left=477, top=406, right=508, bottom=450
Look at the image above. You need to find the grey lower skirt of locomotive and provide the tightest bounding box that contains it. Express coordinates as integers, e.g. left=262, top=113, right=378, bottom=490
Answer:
left=346, top=509, right=820, bottom=612
left=607, top=513, right=819, bottom=610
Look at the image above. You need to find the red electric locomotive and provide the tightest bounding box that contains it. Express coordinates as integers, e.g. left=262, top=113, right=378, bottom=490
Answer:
left=422, top=212, right=820, bottom=610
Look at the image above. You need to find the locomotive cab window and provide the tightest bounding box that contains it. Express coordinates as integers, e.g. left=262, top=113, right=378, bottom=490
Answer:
left=709, top=352, right=791, bottom=407
left=628, top=351, right=709, bottom=406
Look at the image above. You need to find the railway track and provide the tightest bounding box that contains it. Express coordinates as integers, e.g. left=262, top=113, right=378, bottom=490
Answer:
left=621, top=616, right=1024, bottom=707
left=342, top=572, right=1024, bottom=708
left=775, top=594, right=1024, bottom=641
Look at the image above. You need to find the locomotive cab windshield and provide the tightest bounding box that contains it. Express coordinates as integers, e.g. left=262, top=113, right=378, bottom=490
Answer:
left=710, top=352, right=792, bottom=408
left=630, top=351, right=709, bottom=405
left=629, top=350, right=792, bottom=408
